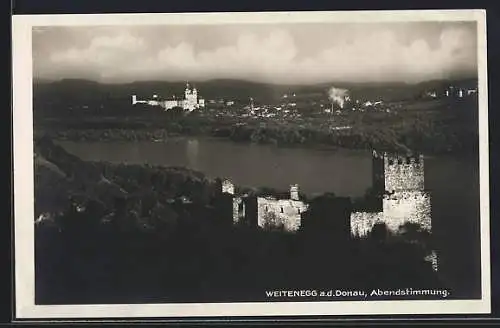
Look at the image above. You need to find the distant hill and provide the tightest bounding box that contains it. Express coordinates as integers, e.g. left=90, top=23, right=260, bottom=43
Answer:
left=33, top=77, right=478, bottom=108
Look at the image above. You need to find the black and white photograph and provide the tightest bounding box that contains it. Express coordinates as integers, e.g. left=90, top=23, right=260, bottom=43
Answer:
left=12, top=10, right=490, bottom=319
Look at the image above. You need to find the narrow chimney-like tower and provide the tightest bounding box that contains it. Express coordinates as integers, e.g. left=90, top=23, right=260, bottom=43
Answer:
left=290, top=184, right=299, bottom=201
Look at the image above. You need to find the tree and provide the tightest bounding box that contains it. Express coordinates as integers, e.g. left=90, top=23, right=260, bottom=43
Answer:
left=398, top=222, right=432, bottom=247
left=150, top=203, right=179, bottom=232
left=369, top=222, right=390, bottom=242
left=165, top=107, right=185, bottom=119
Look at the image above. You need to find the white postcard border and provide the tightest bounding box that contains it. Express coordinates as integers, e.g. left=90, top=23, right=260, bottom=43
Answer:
left=12, top=9, right=491, bottom=319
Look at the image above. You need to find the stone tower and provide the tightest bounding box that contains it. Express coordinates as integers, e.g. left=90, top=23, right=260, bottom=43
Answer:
left=351, top=151, right=432, bottom=237
left=383, top=153, right=425, bottom=193
left=290, top=184, right=300, bottom=201
left=382, top=153, right=431, bottom=232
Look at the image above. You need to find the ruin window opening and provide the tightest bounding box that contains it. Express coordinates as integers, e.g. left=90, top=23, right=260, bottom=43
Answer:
left=280, top=207, right=284, bottom=213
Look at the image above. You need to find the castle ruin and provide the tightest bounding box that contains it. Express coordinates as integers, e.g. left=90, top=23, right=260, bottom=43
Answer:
left=221, top=180, right=308, bottom=232
left=220, top=151, right=432, bottom=237
left=218, top=150, right=436, bottom=270
left=350, top=150, right=432, bottom=237
left=256, top=190, right=309, bottom=232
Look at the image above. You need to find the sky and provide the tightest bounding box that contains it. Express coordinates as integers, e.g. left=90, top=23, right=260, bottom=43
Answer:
left=32, top=21, right=478, bottom=85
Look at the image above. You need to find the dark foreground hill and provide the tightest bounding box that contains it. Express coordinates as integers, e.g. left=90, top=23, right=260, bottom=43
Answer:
left=34, top=136, right=127, bottom=217
left=34, top=137, right=446, bottom=305
left=34, top=136, right=217, bottom=219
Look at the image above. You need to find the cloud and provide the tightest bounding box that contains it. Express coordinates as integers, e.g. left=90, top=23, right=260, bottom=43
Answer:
left=41, top=25, right=477, bottom=84
left=48, top=32, right=146, bottom=78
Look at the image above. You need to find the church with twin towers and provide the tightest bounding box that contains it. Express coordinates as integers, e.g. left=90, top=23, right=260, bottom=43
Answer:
left=131, top=82, right=205, bottom=111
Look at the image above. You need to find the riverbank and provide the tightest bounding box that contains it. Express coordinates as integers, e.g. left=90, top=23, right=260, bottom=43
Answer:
left=35, top=123, right=478, bottom=156
left=35, top=95, right=480, bottom=155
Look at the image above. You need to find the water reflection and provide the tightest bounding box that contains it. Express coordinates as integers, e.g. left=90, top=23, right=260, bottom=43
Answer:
left=186, top=138, right=199, bottom=171
left=58, top=138, right=372, bottom=197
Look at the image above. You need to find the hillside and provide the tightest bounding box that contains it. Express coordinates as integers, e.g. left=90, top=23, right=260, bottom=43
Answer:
left=34, top=137, right=128, bottom=217
left=33, top=77, right=478, bottom=107
left=33, top=136, right=220, bottom=221
left=34, top=140, right=444, bottom=305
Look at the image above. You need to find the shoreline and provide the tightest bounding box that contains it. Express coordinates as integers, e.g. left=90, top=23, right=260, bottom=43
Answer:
left=36, top=128, right=478, bottom=157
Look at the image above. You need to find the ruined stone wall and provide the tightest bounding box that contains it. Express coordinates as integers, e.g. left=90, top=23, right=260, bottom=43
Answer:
left=222, top=180, right=235, bottom=195
left=382, top=191, right=432, bottom=232
left=350, top=191, right=431, bottom=237
left=384, top=154, right=424, bottom=192
left=350, top=212, right=383, bottom=237
left=232, top=197, right=245, bottom=223
left=257, top=197, right=308, bottom=232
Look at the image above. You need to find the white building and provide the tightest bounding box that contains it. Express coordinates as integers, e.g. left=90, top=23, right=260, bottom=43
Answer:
left=131, top=82, right=205, bottom=112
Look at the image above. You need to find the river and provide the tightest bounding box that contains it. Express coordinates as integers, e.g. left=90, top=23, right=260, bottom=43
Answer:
left=57, top=137, right=482, bottom=299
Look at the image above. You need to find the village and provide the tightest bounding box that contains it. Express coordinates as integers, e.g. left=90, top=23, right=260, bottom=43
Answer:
left=130, top=81, right=478, bottom=121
